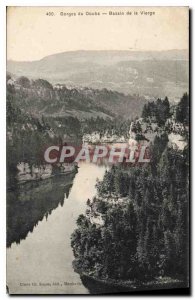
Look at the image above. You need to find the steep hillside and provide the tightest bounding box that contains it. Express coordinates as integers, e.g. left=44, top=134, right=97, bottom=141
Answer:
left=7, top=76, right=146, bottom=120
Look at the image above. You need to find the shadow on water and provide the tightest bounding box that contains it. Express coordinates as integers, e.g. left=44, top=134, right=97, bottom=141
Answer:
left=80, top=275, right=189, bottom=295
left=80, top=275, right=130, bottom=294
left=7, top=172, right=77, bottom=248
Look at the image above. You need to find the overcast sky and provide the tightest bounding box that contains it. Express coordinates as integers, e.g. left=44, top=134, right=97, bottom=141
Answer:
left=7, top=6, right=189, bottom=61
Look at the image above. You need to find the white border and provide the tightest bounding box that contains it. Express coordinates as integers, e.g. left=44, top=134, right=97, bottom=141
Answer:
left=0, top=0, right=193, bottom=299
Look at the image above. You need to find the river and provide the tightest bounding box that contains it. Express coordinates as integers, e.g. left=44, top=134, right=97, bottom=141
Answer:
left=7, top=163, right=107, bottom=294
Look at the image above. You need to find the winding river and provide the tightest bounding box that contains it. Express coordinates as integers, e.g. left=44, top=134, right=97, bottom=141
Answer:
left=7, top=163, right=106, bottom=294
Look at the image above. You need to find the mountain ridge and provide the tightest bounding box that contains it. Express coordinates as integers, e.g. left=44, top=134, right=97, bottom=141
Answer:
left=8, top=49, right=188, bottom=63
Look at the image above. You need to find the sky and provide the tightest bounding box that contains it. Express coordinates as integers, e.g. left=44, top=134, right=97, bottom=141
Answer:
left=7, top=6, right=189, bottom=61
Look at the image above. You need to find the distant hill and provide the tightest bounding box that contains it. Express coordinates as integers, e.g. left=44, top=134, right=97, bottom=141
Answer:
left=7, top=50, right=189, bottom=102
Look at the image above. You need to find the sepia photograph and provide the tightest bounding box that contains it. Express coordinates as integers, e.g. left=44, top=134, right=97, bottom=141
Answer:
left=6, top=6, right=189, bottom=295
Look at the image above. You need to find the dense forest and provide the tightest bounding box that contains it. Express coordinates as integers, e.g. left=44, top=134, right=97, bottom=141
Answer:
left=71, top=94, right=189, bottom=286
left=142, top=97, right=170, bottom=125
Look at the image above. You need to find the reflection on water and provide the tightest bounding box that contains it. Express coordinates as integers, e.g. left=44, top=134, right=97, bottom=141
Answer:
left=7, top=163, right=106, bottom=294
left=7, top=173, right=75, bottom=247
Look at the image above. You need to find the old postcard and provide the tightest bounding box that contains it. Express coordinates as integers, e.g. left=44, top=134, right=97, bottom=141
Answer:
left=6, top=6, right=189, bottom=294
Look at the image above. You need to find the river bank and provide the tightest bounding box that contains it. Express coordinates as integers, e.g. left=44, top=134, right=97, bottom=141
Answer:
left=7, top=162, right=78, bottom=191
left=79, top=272, right=188, bottom=294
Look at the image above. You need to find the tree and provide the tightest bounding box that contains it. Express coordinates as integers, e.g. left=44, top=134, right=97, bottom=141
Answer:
left=176, top=93, right=189, bottom=125
left=16, top=76, right=31, bottom=88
